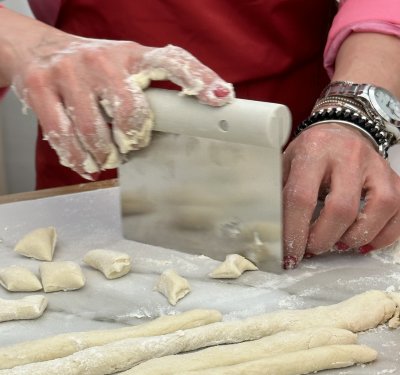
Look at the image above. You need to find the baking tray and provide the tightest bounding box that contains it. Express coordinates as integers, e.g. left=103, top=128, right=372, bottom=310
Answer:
left=0, top=187, right=399, bottom=374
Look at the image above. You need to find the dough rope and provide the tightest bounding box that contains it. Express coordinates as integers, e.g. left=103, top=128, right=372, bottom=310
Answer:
left=179, top=345, right=378, bottom=375
left=0, top=309, right=222, bottom=370
left=2, top=290, right=398, bottom=374
left=121, top=327, right=357, bottom=374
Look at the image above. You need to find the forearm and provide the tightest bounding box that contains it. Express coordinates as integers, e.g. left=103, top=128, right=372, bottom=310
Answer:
left=332, top=32, right=400, bottom=97
left=0, top=7, right=68, bottom=88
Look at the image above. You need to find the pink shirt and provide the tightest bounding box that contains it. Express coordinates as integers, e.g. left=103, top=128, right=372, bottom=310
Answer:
left=326, top=0, right=400, bottom=77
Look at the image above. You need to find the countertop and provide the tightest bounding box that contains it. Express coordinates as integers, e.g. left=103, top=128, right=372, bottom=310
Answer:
left=0, top=180, right=399, bottom=374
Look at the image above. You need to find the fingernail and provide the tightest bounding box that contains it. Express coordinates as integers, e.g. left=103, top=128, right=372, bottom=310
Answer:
left=358, top=244, right=375, bottom=254
left=304, top=252, right=315, bottom=259
left=213, top=86, right=230, bottom=98
left=90, top=171, right=101, bottom=181
left=334, top=241, right=350, bottom=252
left=283, top=255, right=298, bottom=270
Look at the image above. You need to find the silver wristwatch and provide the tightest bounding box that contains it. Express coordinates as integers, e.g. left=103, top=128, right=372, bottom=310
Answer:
left=319, top=81, right=400, bottom=129
left=297, top=81, right=400, bottom=158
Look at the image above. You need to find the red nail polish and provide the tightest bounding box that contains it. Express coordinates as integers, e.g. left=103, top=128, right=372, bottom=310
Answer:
left=358, top=244, right=375, bottom=254
left=335, top=241, right=350, bottom=252
left=90, top=171, right=101, bottom=181
left=283, top=255, right=298, bottom=270
left=213, top=86, right=230, bottom=98
left=304, top=252, right=315, bottom=259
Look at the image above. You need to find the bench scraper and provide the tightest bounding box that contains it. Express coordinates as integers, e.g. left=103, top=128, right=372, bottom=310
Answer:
left=119, top=88, right=291, bottom=273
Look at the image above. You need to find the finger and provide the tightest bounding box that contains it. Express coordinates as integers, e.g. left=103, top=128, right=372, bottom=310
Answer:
left=137, top=45, right=234, bottom=106
left=99, top=79, right=154, bottom=154
left=26, top=87, right=99, bottom=178
left=368, top=213, right=400, bottom=250
left=58, top=80, right=119, bottom=170
left=306, top=167, right=362, bottom=255
left=341, top=170, right=398, bottom=249
left=283, top=154, right=325, bottom=268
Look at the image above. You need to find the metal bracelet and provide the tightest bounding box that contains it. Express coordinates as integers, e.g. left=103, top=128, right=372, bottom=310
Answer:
left=296, top=107, right=395, bottom=158
left=313, top=94, right=383, bottom=125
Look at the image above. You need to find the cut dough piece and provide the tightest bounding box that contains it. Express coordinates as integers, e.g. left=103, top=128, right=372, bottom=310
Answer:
left=83, top=249, right=131, bottom=279
left=14, top=227, right=57, bottom=261
left=209, top=254, right=258, bottom=279
left=155, top=269, right=191, bottom=305
left=179, top=345, right=377, bottom=375
left=0, top=295, right=47, bottom=323
left=387, top=292, right=400, bottom=328
left=123, top=327, right=357, bottom=374
left=0, top=265, right=42, bottom=292
left=0, top=309, right=222, bottom=371
left=40, top=261, right=85, bottom=292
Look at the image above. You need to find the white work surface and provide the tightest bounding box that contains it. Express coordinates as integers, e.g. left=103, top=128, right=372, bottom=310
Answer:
left=0, top=186, right=399, bottom=374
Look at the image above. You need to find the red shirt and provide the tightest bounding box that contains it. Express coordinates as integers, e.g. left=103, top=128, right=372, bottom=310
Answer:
left=35, top=0, right=335, bottom=189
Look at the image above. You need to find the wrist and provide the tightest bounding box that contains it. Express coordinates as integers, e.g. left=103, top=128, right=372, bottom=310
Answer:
left=0, top=8, right=68, bottom=87
left=296, top=80, right=400, bottom=158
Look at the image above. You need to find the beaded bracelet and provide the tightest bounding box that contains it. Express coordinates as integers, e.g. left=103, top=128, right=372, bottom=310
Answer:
left=295, top=106, right=396, bottom=158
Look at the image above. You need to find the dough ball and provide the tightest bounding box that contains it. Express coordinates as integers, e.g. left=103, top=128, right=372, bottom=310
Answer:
left=14, top=226, right=57, bottom=261
left=155, top=269, right=191, bottom=306
left=40, top=261, right=85, bottom=293
left=209, top=254, right=258, bottom=279
left=0, top=265, right=42, bottom=292
left=83, top=249, right=132, bottom=279
left=0, top=295, right=48, bottom=322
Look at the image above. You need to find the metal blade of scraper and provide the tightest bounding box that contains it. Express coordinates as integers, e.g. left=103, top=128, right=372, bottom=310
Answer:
left=119, top=88, right=291, bottom=273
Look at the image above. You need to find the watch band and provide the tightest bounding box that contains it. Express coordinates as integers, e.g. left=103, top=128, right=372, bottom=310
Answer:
left=319, top=81, right=370, bottom=99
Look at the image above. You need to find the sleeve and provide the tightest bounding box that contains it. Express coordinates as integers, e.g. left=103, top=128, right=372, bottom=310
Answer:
left=324, top=0, right=400, bottom=77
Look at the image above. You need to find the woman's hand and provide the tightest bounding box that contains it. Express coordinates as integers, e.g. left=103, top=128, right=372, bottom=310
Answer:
left=0, top=8, right=234, bottom=179
left=282, top=123, right=400, bottom=268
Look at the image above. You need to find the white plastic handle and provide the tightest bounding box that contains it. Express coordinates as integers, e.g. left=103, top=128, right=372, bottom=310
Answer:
left=146, top=88, right=292, bottom=149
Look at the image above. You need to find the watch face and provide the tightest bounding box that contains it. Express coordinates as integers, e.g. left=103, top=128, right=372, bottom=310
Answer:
left=371, top=86, right=400, bottom=124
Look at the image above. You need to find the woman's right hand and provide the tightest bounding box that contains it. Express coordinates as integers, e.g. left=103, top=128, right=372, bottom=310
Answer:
left=0, top=7, right=234, bottom=179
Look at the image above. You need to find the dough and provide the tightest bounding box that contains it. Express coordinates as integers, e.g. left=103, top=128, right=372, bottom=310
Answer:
left=0, top=295, right=47, bottom=323
left=0, top=309, right=222, bottom=370
left=1, top=291, right=397, bottom=374
left=155, top=269, right=191, bottom=305
left=388, top=292, right=400, bottom=328
left=0, top=265, right=42, bottom=292
left=123, top=327, right=357, bottom=374
left=209, top=254, right=258, bottom=279
left=14, top=227, right=57, bottom=261
left=179, top=345, right=377, bottom=375
left=83, top=249, right=131, bottom=279
left=40, top=261, right=85, bottom=292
